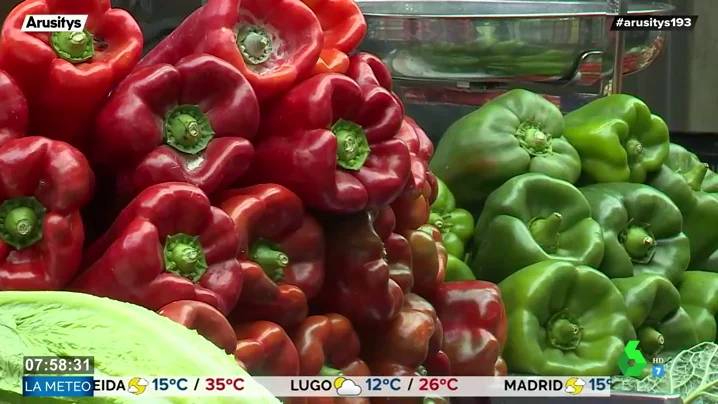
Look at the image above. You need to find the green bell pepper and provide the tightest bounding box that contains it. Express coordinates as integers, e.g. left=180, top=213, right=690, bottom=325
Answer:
left=702, top=168, right=718, bottom=193
left=498, top=260, right=634, bottom=376
left=429, top=178, right=475, bottom=259
left=469, top=173, right=604, bottom=284
left=647, top=143, right=718, bottom=266
left=580, top=183, right=690, bottom=285
left=444, top=255, right=476, bottom=282
left=563, top=94, right=669, bottom=183
left=679, top=271, right=718, bottom=342
left=612, top=274, right=699, bottom=359
left=430, top=89, right=581, bottom=208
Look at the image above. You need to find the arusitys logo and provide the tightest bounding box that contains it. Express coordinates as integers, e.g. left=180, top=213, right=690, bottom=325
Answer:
left=21, top=15, right=87, bottom=32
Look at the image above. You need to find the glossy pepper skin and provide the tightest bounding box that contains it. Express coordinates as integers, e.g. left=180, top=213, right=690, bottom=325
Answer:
left=315, top=212, right=404, bottom=326
left=346, top=53, right=404, bottom=115
left=72, top=182, right=243, bottom=315
left=218, top=184, right=324, bottom=329
left=581, top=183, right=690, bottom=285
left=612, top=274, right=699, bottom=359
left=405, top=225, right=447, bottom=298
left=499, top=261, right=634, bottom=376
left=0, top=137, right=94, bottom=290
left=0, top=0, right=142, bottom=147
left=391, top=118, right=438, bottom=232
left=0, top=69, right=28, bottom=146
left=430, top=89, right=581, bottom=208
left=93, top=54, right=258, bottom=198
left=302, top=0, right=366, bottom=75
left=427, top=281, right=508, bottom=376
left=374, top=207, right=414, bottom=295
left=247, top=74, right=410, bottom=214
left=429, top=178, right=474, bottom=259
left=158, top=300, right=237, bottom=354
left=563, top=94, right=669, bottom=183
left=139, top=0, right=323, bottom=101
left=679, top=271, right=718, bottom=342
left=469, top=173, right=604, bottom=285
left=234, top=321, right=300, bottom=375
left=292, top=314, right=370, bottom=376
left=647, top=144, right=718, bottom=267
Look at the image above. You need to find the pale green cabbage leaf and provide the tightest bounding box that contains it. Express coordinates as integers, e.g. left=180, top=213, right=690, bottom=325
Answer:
left=0, top=291, right=280, bottom=404
left=612, top=342, right=718, bottom=404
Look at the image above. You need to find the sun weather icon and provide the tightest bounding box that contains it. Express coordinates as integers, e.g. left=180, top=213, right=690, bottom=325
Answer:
left=127, top=377, right=148, bottom=395
left=334, top=377, right=362, bottom=396
left=564, top=378, right=585, bottom=395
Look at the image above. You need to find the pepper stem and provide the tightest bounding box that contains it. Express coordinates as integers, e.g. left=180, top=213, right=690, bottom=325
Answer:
left=638, top=326, right=665, bottom=356
left=529, top=212, right=562, bottom=253
left=163, top=234, right=209, bottom=282
left=428, top=212, right=446, bottom=231
left=625, top=138, right=644, bottom=160
left=684, top=163, right=709, bottom=191
left=620, top=225, right=656, bottom=263
left=0, top=197, right=46, bottom=250
left=250, top=241, right=289, bottom=281
left=332, top=119, right=371, bottom=171
left=319, top=365, right=343, bottom=376
left=237, top=25, right=273, bottom=65
left=416, top=366, right=428, bottom=376
left=50, top=30, right=94, bottom=63
left=164, top=105, right=215, bottom=154
left=517, top=123, right=552, bottom=155
left=547, top=311, right=582, bottom=350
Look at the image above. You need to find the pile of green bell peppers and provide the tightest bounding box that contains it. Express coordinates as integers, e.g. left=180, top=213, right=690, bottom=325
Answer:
left=428, top=89, right=718, bottom=376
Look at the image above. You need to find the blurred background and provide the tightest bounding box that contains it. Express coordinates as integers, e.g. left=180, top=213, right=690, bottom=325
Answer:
left=0, top=0, right=714, bottom=134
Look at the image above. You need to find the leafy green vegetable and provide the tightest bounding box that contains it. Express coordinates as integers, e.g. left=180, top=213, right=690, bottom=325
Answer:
left=612, top=342, right=718, bottom=404
left=0, top=291, right=279, bottom=404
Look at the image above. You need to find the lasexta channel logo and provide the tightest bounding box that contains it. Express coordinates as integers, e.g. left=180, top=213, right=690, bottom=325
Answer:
left=618, top=340, right=665, bottom=377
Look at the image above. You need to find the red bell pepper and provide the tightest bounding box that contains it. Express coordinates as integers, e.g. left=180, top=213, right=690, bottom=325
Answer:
left=234, top=320, right=301, bottom=376
left=428, top=281, right=508, bottom=376
left=71, top=182, right=243, bottom=314
left=315, top=212, right=404, bottom=326
left=392, top=118, right=439, bottom=232
left=0, top=137, right=94, bottom=290
left=301, top=0, right=367, bottom=75
left=0, top=0, right=143, bottom=147
left=346, top=52, right=404, bottom=114
left=0, top=69, right=28, bottom=147
left=217, top=184, right=324, bottom=329
left=247, top=73, right=410, bottom=213
left=292, top=314, right=371, bottom=376
left=313, top=48, right=350, bottom=75
left=158, top=300, right=237, bottom=354
left=373, top=207, right=413, bottom=294
left=92, top=54, right=258, bottom=198
left=405, top=225, right=447, bottom=298
left=139, top=0, right=323, bottom=101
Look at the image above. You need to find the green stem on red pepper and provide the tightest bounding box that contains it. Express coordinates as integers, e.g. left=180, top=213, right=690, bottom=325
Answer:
left=529, top=212, right=562, bottom=254
left=332, top=119, right=370, bottom=171
left=547, top=311, right=582, bottom=350
left=319, top=364, right=343, bottom=376
left=237, top=25, right=273, bottom=65
left=163, top=234, right=209, bottom=282
left=0, top=197, right=46, bottom=250
left=163, top=105, right=214, bottom=154
left=250, top=241, right=289, bottom=281
left=50, top=30, right=94, bottom=63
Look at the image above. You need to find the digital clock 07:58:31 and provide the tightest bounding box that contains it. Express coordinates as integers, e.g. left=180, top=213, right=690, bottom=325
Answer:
left=23, top=356, right=94, bottom=375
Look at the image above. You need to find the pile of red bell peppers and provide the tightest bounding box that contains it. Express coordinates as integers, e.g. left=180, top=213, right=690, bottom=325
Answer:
left=0, top=0, right=507, bottom=396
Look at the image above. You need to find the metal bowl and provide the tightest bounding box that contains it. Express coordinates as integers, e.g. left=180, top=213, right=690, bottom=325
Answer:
left=357, top=0, right=673, bottom=86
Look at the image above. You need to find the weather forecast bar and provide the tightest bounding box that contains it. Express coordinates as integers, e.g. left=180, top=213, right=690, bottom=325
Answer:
left=24, top=376, right=611, bottom=398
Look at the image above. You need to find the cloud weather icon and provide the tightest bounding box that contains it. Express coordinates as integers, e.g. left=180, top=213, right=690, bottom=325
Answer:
left=128, top=377, right=149, bottom=395
left=564, top=378, right=585, bottom=395
left=335, top=377, right=362, bottom=396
